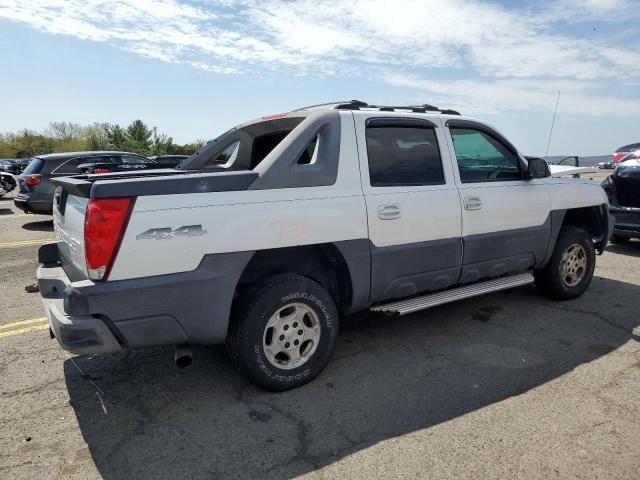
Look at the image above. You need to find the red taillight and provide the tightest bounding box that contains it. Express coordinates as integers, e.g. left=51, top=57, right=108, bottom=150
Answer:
left=94, top=168, right=112, bottom=174
left=84, top=197, right=135, bottom=281
left=613, top=152, right=628, bottom=163
left=24, top=175, right=41, bottom=186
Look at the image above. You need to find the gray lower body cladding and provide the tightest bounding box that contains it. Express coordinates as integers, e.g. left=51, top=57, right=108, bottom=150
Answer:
left=370, top=238, right=462, bottom=301
left=460, top=218, right=552, bottom=283
left=369, top=217, right=554, bottom=302
left=38, top=246, right=253, bottom=353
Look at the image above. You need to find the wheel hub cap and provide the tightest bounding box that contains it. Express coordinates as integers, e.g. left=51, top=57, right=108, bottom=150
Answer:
left=559, top=243, right=587, bottom=287
left=262, top=303, right=321, bottom=370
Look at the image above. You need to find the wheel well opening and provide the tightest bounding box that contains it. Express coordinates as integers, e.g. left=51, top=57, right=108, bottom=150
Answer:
left=235, top=244, right=353, bottom=311
left=562, top=206, right=607, bottom=243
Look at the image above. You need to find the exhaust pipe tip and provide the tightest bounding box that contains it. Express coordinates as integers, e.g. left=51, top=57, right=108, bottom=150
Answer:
left=175, top=345, right=193, bottom=369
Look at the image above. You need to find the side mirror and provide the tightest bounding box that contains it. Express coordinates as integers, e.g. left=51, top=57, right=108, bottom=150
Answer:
left=526, top=157, right=550, bottom=179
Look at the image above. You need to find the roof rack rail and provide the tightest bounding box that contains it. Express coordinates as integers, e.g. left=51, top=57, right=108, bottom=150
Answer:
left=294, top=100, right=367, bottom=111
left=439, top=109, right=461, bottom=115
left=294, top=100, right=461, bottom=115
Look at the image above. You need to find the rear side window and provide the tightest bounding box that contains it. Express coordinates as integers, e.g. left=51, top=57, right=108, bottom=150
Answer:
left=206, top=141, right=240, bottom=168
left=365, top=125, right=445, bottom=186
left=450, top=128, right=521, bottom=183
left=297, top=136, right=319, bottom=165
left=52, top=158, right=86, bottom=174
left=23, top=158, right=45, bottom=174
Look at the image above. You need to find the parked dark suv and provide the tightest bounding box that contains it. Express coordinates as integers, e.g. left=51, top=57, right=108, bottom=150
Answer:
left=14, top=151, right=168, bottom=214
left=601, top=161, right=640, bottom=243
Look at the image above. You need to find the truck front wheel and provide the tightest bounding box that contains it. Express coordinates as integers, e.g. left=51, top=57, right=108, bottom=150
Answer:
left=226, top=273, right=339, bottom=391
left=534, top=226, right=596, bottom=300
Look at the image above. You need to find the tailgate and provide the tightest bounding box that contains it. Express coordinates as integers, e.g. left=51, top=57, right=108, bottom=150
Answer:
left=53, top=186, right=89, bottom=278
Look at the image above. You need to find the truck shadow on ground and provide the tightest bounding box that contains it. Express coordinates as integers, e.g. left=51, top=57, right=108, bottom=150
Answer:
left=606, top=241, right=640, bottom=257
left=21, top=220, right=53, bottom=232
left=64, top=276, right=639, bottom=479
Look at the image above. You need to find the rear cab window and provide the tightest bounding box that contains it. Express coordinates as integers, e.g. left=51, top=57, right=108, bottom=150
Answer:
left=185, top=116, right=306, bottom=171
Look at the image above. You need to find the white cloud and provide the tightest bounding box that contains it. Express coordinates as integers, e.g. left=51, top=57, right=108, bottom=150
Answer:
left=386, top=75, right=640, bottom=117
left=0, top=0, right=639, bottom=115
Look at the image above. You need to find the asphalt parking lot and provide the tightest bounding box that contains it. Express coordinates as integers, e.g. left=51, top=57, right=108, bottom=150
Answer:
left=0, top=175, right=639, bottom=480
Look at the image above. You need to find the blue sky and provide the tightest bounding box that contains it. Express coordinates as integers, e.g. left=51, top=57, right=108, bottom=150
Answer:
left=0, top=0, right=639, bottom=156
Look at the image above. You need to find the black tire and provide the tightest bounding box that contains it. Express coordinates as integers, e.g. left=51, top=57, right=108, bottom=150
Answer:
left=610, top=234, right=630, bottom=244
left=226, top=273, right=339, bottom=391
left=534, top=226, right=596, bottom=300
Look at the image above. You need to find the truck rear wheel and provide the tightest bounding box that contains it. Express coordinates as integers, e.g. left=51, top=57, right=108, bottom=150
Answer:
left=226, top=273, right=339, bottom=391
left=534, top=226, right=596, bottom=300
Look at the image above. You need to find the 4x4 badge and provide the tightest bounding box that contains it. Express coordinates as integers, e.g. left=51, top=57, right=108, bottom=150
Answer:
left=136, top=225, right=206, bottom=240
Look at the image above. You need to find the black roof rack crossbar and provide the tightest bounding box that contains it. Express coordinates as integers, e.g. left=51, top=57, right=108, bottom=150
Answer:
left=334, top=100, right=369, bottom=110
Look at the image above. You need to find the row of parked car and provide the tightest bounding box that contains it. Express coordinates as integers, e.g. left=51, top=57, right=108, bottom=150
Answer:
left=3, top=152, right=187, bottom=214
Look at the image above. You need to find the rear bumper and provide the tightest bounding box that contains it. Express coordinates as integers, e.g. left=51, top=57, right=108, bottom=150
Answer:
left=37, top=244, right=253, bottom=355
left=609, top=205, right=640, bottom=238
left=14, top=195, right=52, bottom=214
left=38, top=265, right=122, bottom=355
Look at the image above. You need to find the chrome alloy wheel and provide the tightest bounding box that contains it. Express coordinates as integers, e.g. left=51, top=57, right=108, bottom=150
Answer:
left=559, top=243, right=587, bottom=287
left=262, top=303, right=321, bottom=370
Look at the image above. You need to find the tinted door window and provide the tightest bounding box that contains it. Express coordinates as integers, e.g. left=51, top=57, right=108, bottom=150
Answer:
left=366, top=126, right=444, bottom=186
left=450, top=128, right=521, bottom=183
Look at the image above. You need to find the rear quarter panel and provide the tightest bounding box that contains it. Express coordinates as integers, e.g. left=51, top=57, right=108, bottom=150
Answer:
left=109, top=113, right=368, bottom=280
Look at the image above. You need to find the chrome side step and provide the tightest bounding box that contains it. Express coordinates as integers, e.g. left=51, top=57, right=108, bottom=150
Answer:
left=370, top=272, right=534, bottom=316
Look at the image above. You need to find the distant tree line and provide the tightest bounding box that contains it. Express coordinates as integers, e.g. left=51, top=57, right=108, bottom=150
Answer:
left=0, top=120, right=207, bottom=158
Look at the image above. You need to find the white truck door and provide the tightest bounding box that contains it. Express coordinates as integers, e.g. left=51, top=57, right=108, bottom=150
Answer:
left=443, top=120, right=551, bottom=283
left=353, top=112, right=463, bottom=302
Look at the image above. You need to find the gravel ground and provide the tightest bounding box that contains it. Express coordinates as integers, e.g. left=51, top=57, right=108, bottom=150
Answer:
left=0, top=175, right=638, bottom=480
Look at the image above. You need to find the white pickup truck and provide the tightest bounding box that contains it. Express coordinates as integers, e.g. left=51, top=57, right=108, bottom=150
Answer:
left=37, top=101, right=613, bottom=391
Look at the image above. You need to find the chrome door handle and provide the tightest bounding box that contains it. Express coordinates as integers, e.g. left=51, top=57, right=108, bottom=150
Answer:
left=378, top=203, right=401, bottom=220
left=463, top=196, right=482, bottom=210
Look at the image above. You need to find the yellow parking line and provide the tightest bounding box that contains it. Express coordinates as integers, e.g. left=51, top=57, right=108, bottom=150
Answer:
left=0, top=324, right=49, bottom=338
left=0, top=317, right=47, bottom=331
left=0, top=214, right=31, bottom=220
left=0, top=238, right=55, bottom=249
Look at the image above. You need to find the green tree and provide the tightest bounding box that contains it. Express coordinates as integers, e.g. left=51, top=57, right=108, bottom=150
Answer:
left=84, top=123, right=111, bottom=150
left=0, top=121, right=204, bottom=158
left=125, top=119, right=153, bottom=154
left=106, top=124, right=127, bottom=151
left=46, top=122, right=83, bottom=142
left=150, top=127, right=176, bottom=155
